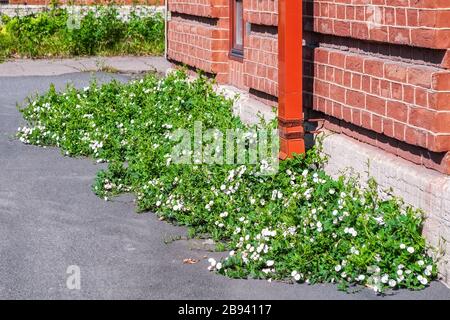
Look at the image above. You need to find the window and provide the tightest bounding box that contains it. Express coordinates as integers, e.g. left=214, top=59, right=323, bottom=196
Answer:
left=230, top=0, right=244, bottom=59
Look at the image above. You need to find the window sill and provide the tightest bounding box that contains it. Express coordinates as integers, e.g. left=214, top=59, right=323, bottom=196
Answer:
left=229, top=50, right=244, bottom=62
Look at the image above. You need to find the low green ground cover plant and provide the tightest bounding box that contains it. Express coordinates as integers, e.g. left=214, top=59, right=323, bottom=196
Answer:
left=17, top=70, right=438, bottom=293
left=0, top=5, right=164, bottom=61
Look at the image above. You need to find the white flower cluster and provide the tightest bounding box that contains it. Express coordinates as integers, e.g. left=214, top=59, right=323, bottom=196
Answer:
left=344, top=227, right=358, bottom=237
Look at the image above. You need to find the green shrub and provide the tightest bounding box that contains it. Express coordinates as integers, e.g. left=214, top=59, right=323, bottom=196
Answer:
left=17, top=71, right=438, bottom=293
left=0, top=5, right=164, bottom=59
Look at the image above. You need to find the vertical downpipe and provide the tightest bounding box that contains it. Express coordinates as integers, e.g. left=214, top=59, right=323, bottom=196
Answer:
left=278, top=0, right=305, bottom=159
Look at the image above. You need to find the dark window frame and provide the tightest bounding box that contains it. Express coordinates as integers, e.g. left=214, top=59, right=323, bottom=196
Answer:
left=229, top=0, right=244, bottom=60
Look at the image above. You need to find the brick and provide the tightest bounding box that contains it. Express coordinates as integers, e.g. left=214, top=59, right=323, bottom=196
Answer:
left=409, top=107, right=434, bottom=131
left=345, top=55, right=364, bottom=73
left=432, top=113, right=450, bottom=134
left=346, top=89, right=365, bottom=108
left=329, top=51, right=346, bottom=68
left=429, top=92, right=450, bottom=111
left=383, top=118, right=394, bottom=138
left=366, top=95, right=386, bottom=116
left=405, top=126, right=427, bottom=147
left=427, top=135, right=450, bottom=153
left=407, top=67, right=433, bottom=88
left=364, top=59, right=384, bottom=77
left=432, top=72, right=450, bottom=91
left=388, top=27, right=410, bottom=45
left=387, top=101, right=408, bottom=122
left=384, top=63, right=408, bottom=82
left=371, top=115, right=383, bottom=133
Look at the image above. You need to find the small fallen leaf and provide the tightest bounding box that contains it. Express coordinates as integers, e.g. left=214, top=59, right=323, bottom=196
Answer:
left=183, top=258, right=199, bottom=264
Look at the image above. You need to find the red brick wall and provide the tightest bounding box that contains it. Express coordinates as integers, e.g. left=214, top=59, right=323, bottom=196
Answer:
left=306, top=0, right=450, bottom=49
left=303, top=1, right=450, bottom=174
left=167, top=0, right=450, bottom=174
left=171, top=0, right=450, bottom=173
left=167, top=13, right=229, bottom=81
left=306, top=47, right=450, bottom=153
left=168, top=0, right=280, bottom=105
left=244, top=25, right=278, bottom=97
left=243, top=0, right=278, bottom=101
left=167, top=0, right=230, bottom=83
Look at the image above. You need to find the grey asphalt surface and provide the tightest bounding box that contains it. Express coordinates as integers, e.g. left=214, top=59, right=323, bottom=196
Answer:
left=1, top=72, right=450, bottom=300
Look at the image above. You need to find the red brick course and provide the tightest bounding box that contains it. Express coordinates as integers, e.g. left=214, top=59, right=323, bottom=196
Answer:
left=305, top=0, right=450, bottom=49
left=169, top=0, right=228, bottom=18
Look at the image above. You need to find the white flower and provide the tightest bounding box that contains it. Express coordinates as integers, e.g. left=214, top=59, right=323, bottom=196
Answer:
left=291, top=270, right=298, bottom=277
left=357, top=275, right=365, bottom=281
left=294, top=273, right=301, bottom=281
left=344, top=227, right=357, bottom=237
left=220, top=211, right=229, bottom=218
left=329, top=189, right=336, bottom=195
left=335, top=265, right=342, bottom=272
left=417, top=260, right=424, bottom=266
left=397, top=270, right=403, bottom=276
left=266, top=260, right=274, bottom=267
left=407, top=247, right=415, bottom=254
left=381, top=274, right=389, bottom=284
left=216, top=262, right=222, bottom=270
left=208, top=258, right=216, bottom=267
left=229, top=250, right=235, bottom=256
left=389, top=279, right=397, bottom=287
left=417, top=275, right=428, bottom=285
left=400, top=243, right=406, bottom=249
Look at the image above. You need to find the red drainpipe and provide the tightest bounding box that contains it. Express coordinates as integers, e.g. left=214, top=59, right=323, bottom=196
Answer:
left=278, top=0, right=305, bottom=159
